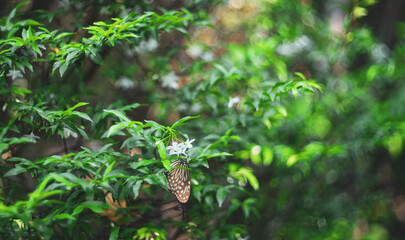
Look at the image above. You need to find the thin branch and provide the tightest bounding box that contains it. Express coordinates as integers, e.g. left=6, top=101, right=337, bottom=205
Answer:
left=170, top=204, right=186, bottom=240
left=62, top=136, right=68, bottom=155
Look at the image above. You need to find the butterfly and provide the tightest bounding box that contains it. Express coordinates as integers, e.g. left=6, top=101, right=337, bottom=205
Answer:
left=166, top=159, right=191, bottom=203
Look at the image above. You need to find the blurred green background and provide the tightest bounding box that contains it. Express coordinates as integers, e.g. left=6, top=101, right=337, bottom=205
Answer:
left=2, top=0, right=405, bottom=239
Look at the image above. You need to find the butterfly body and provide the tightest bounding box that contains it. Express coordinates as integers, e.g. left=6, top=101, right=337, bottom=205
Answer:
left=166, top=159, right=190, bottom=203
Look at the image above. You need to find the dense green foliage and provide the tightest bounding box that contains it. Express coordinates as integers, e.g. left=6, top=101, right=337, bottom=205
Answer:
left=1, top=0, right=405, bottom=239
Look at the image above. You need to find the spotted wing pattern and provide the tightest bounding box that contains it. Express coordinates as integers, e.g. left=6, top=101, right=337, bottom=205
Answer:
left=166, top=159, right=191, bottom=203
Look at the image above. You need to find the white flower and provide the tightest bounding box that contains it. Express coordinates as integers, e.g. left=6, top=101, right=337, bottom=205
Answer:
left=227, top=96, right=240, bottom=108
left=201, top=51, right=214, bottom=61
left=166, top=142, right=178, bottom=155
left=227, top=177, right=235, bottom=184
left=277, top=35, right=312, bottom=56
left=135, top=39, right=158, bottom=54
left=371, top=43, right=390, bottom=63
left=6, top=69, right=23, bottom=81
left=177, top=143, right=187, bottom=154
left=190, top=103, right=202, bottom=113
left=161, top=72, right=179, bottom=89
left=186, top=45, right=203, bottom=58
left=177, top=103, right=188, bottom=112
left=23, top=133, right=40, bottom=143
left=166, top=142, right=186, bottom=156
left=63, top=127, right=78, bottom=138
left=115, top=76, right=135, bottom=90
left=184, top=139, right=195, bottom=149
left=166, top=139, right=195, bottom=156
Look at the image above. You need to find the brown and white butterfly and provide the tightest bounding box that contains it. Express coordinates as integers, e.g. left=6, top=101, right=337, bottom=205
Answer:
left=166, top=159, right=191, bottom=203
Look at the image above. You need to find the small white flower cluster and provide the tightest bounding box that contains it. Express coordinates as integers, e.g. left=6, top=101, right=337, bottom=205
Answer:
left=186, top=45, right=203, bottom=58
left=186, top=44, right=215, bottom=62
left=166, top=139, right=195, bottom=156
left=227, top=96, right=240, bottom=108
left=371, top=43, right=390, bottom=63
left=177, top=103, right=202, bottom=114
left=6, top=69, right=23, bottom=81
left=135, top=39, right=158, bottom=54
left=277, top=35, right=312, bottom=57
left=63, top=127, right=78, bottom=138
left=115, top=76, right=136, bottom=90
left=23, top=133, right=40, bottom=143
left=161, top=71, right=179, bottom=89
left=201, top=52, right=214, bottom=62
left=123, top=38, right=158, bottom=57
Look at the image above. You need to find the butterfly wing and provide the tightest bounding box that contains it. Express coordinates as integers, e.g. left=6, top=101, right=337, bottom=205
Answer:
left=166, top=160, right=191, bottom=203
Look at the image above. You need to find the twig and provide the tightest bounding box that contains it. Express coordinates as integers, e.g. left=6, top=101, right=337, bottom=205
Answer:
left=62, top=136, right=68, bottom=155
left=170, top=203, right=185, bottom=240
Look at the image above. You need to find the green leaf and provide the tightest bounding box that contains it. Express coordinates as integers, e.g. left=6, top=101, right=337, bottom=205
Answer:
left=242, top=198, right=256, bottom=218
left=31, top=43, right=42, bottom=56
left=86, top=202, right=108, bottom=213
left=70, top=111, right=93, bottom=122
left=250, top=145, right=262, bottom=166
left=59, top=62, right=68, bottom=77
left=64, top=102, right=89, bottom=114
left=144, top=173, right=168, bottom=190
left=73, top=201, right=107, bottom=214
left=294, top=72, right=306, bottom=80
left=156, top=140, right=166, bottom=160
left=103, top=109, right=131, bottom=123
left=53, top=213, right=76, bottom=220
left=353, top=6, right=368, bottom=18
left=120, top=103, right=143, bottom=111
left=103, top=162, right=115, bottom=181
left=173, top=26, right=188, bottom=36
left=193, top=186, right=202, bottom=202
left=201, top=152, right=233, bottom=159
left=171, top=115, right=200, bottom=129
left=9, top=86, right=31, bottom=97
left=66, top=50, right=81, bottom=63
left=0, top=143, right=9, bottom=154
left=7, top=2, right=30, bottom=25
left=29, top=190, right=64, bottom=202
left=52, top=60, right=62, bottom=75
left=262, top=147, right=273, bottom=166
left=68, top=124, right=89, bottom=140
left=199, top=158, right=209, bottom=168
left=6, top=136, right=36, bottom=145
left=59, top=173, right=87, bottom=189
left=216, top=187, right=227, bottom=207
left=4, top=165, right=26, bottom=177
left=109, top=227, right=120, bottom=240
left=72, top=205, right=85, bottom=215
left=229, top=166, right=259, bottom=190
left=54, top=32, right=74, bottom=40
left=106, top=169, right=128, bottom=179
left=103, top=123, right=127, bottom=138
left=162, top=159, right=171, bottom=171
left=204, top=195, right=214, bottom=210
left=20, top=19, right=42, bottom=26
left=129, top=159, right=158, bottom=169
left=7, top=158, right=37, bottom=171
left=132, top=180, right=142, bottom=199
left=144, top=120, right=165, bottom=130
left=245, top=172, right=259, bottom=191
left=213, top=63, right=228, bottom=76
left=49, top=173, right=75, bottom=189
